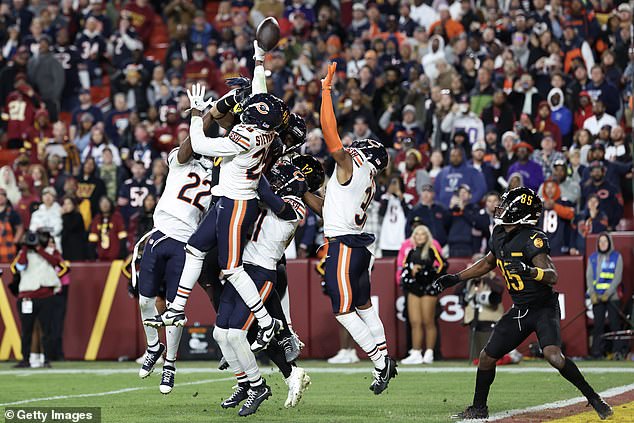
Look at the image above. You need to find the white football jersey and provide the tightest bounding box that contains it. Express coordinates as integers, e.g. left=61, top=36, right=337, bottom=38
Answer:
left=153, top=148, right=215, bottom=243
left=323, top=149, right=376, bottom=238
left=211, top=123, right=276, bottom=200
left=243, top=195, right=305, bottom=270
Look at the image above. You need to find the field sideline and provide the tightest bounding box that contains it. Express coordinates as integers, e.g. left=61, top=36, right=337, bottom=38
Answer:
left=1, top=360, right=633, bottom=422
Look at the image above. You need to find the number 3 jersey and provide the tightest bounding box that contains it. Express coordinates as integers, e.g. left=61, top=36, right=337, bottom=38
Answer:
left=323, top=150, right=376, bottom=238
left=243, top=196, right=306, bottom=270
left=153, top=148, right=217, bottom=243
left=489, top=224, right=552, bottom=307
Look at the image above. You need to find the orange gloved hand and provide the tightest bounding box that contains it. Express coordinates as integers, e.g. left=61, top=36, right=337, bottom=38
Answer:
left=321, top=62, right=337, bottom=90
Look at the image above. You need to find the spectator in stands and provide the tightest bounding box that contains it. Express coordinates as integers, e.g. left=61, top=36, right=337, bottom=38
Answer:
left=104, top=93, right=131, bottom=147
left=0, top=166, right=21, bottom=206
left=0, top=187, right=23, bottom=263
left=75, top=16, right=106, bottom=86
left=532, top=133, right=565, bottom=180
left=339, top=87, right=375, bottom=134
left=397, top=149, right=428, bottom=203
left=441, top=94, right=484, bottom=145
left=117, top=160, right=155, bottom=221
left=45, top=155, right=71, bottom=196
left=70, top=88, right=103, bottom=138
left=112, top=64, right=150, bottom=116
left=406, top=184, right=450, bottom=246
left=81, top=127, right=121, bottom=167
left=379, top=177, right=413, bottom=257
left=0, top=45, right=29, bottom=107
left=434, top=147, right=486, bottom=207
left=121, top=0, right=156, bottom=47
left=534, top=102, right=562, bottom=149
left=89, top=196, right=127, bottom=261
left=26, top=35, right=64, bottom=121
left=506, top=142, right=544, bottom=192
left=573, top=91, right=593, bottom=131
left=539, top=180, right=575, bottom=256
left=29, top=186, right=62, bottom=250
left=587, top=65, right=620, bottom=117
left=99, top=148, right=122, bottom=202
left=572, top=194, right=609, bottom=255
left=473, top=192, right=499, bottom=253
left=15, top=175, right=38, bottom=229
left=427, top=149, right=444, bottom=183
left=129, top=124, right=159, bottom=168
left=583, top=143, right=631, bottom=189
left=550, top=159, right=581, bottom=207
left=28, top=164, right=48, bottom=197
left=581, top=161, right=624, bottom=230
left=583, top=100, right=617, bottom=136
left=108, top=15, right=143, bottom=70
left=76, top=157, right=106, bottom=220
left=509, top=73, right=542, bottom=117
left=4, top=74, right=39, bottom=149
left=128, top=192, right=156, bottom=246
left=547, top=88, right=573, bottom=146
left=469, top=141, right=496, bottom=193
left=399, top=224, right=445, bottom=365
left=606, top=126, right=632, bottom=164
left=61, top=196, right=87, bottom=260
left=587, top=233, right=626, bottom=359
left=165, top=1, right=196, bottom=39
left=447, top=185, right=487, bottom=257
left=481, top=90, right=515, bottom=138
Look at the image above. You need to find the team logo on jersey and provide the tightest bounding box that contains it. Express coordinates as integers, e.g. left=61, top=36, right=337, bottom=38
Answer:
left=534, top=237, right=544, bottom=248
left=255, top=102, right=270, bottom=114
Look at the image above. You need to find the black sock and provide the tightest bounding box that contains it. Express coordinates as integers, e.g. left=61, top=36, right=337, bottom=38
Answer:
left=558, top=358, right=597, bottom=400
left=473, top=368, right=496, bottom=408
left=265, top=291, right=292, bottom=339
left=265, top=339, right=293, bottom=378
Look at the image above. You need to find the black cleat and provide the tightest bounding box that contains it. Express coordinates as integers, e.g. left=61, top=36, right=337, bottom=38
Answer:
left=159, top=365, right=175, bottom=394
left=370, top=356, right=398, bottom=395
left=138, top=344, right=165, bottom=378
left=13, top=360, right=30, bottom=368
left=588, top=396, right=613, bottom=420
left=221, top=382, right=249, bottom=409
left=218, top=356, right=229, bottom=371
left=451, top=405, right=489, bottom=419
left=238, top=382, right=272, bottom=417
left=250, top=319, right=282, bottom=352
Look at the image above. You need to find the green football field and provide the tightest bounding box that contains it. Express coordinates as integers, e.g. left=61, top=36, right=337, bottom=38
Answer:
left=1, top=360, right=633, bottom=422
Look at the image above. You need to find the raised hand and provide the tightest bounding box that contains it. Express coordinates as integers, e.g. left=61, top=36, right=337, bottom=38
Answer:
left=321, top=62, right=337, bottom=90
left=186, top=83, right=214, bottom=112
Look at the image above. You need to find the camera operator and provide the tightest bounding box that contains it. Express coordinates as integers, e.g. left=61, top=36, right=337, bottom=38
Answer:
left=459, top=253, right=505, bottom=362
left=10, top=228, right=68, bottom=368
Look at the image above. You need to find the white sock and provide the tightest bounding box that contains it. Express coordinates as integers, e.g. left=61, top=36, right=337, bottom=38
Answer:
left=228, top=328, right=262, bottom=386
left=171, top=245, right=205, bottom=311
left=165, top=325, right=183, bottom=363
left=139, top=295, right=159, bottom=350
left=227, top=268, right=272, bottom=327
left=356, top=306, right=388, bottom=357
left=281, top=285, right=292, bottom=325
left=335, top=313, right=385, bottom=370
left=213, top=327, right=247, bottom=384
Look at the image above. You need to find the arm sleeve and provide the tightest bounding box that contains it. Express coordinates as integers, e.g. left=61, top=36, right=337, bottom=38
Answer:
left=320, top=89, right=344, bottom=153
left=252, top=64, right=267, bottom=94
left=586, top=255, right=595, bottom=293
left=190, top=116, right=247, bottom=156
left=257, top=176, right=285, bottom=214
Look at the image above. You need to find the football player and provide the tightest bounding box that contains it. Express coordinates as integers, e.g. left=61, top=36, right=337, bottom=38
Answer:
left=433, top=187, right=613, bottom=420
left=214, top=163, right=311, bottom=416
left=145, top=83, right=290, bottom=353
left=134, top=122, right=218, bottom=393
left=302, top=62, right=397, bottom=395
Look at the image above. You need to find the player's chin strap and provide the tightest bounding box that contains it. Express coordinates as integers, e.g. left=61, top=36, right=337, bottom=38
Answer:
left=131, top=228, right=158, bottom=289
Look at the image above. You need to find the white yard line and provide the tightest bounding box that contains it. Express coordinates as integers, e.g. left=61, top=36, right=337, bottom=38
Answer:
left=1, top=366, right=633, bottom=376
left=0, top=376, right=234, bottom=407
left=457, top=383, right=634, bottom=423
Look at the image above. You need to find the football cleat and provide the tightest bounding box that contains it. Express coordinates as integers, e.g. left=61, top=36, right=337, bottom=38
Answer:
left=238, top=382, right=272, bottom=417
left=279, top=334, right=302, bottom=363
left=370, top=356, right=398, bottom=395
left=159, top=365, right=175, bottom=394
left=221, top=382, right=250, bottom=408
left=138, top=344, right=165, bottom=378
left=284, top=367, right=311, bottom=408
left=588, top=396, right=613, bottom=420
left=144, top=308, right=187, bottom=328
left=451, top=405, right=489, bottom=419
left=250, top=319, right=282, bottom=352
left=218, top=356, right=229, bottom=371
left=13, top=360, right=30, bottom=368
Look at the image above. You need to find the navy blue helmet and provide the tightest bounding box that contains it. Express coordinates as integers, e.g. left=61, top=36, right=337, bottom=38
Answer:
left=350, top=139, right=389, bottom=171
left=240, top=93, right=289, bottom=131
left=291, top=155, right=324, bottom=192
left=279, top=113, right=306, bottom=154
left=267, top=163, right=308, bottom=198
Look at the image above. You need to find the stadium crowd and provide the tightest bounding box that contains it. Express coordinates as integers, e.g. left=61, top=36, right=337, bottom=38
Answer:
left=0, top=0, right=631, bottom=264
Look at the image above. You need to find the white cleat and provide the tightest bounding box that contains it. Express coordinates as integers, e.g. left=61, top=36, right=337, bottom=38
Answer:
left=144, top=308, right=187, bottom=328
left=284, top=366, right=311, bottom=408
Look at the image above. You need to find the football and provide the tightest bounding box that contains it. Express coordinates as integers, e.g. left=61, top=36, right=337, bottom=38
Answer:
left=256, top=17, right=281, bottom=51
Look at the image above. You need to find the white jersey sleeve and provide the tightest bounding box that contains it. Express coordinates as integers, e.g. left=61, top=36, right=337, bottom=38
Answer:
left=211, top=123, right=277, bottom=200
left=153, top=148, right=214, bottom=242
left=323, top=150, right=376, bottom=238
left=243, top=195, right=305, bottom=270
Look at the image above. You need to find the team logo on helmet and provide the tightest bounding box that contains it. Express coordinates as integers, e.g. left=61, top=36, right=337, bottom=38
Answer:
left=255, top=102, right=270, bottom=114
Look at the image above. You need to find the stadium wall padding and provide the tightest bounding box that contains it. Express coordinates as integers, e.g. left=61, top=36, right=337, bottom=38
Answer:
left=1, top=235, right=632, bottom=360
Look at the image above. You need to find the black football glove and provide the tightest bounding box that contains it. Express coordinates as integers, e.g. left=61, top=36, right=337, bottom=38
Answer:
left=505, top=260, right=531, bottom=276
left=432, top=274, right=461, bottom=292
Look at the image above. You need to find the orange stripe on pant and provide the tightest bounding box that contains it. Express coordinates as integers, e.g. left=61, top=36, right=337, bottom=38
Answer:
left=337, top=245, right=352, bottom=313
left=227, top=200, right=247, bottom=270
left=241, top=281, right=274, bottom=331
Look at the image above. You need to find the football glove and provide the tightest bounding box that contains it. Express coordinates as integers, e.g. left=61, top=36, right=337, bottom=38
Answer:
left=226, top=77, right=252, bottom=104
left=505, top=260, right=531, bottom=276
left=432, top=273, right=461, bottom=292
left=253, top=40, right=266, bottom=61
left=186, top=82, right=214, bottom=112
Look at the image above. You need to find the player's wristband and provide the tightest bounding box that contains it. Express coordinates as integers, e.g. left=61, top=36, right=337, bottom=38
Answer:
left=534, top=267, right=544, bottom=281
left=216, top=96, right=236, bottom=115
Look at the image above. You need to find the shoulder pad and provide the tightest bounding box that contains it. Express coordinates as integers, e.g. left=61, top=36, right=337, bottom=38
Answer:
left=524, top=228, right=550, bottom=260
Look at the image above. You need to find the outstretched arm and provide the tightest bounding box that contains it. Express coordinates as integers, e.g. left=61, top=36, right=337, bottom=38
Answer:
left=177, top=111, right=214, bottom=164
left=303, top=191, right=324, bottom=217
left=433, top=251, right=497, bottom=291
left=321, top=62, right=353, bottom=184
